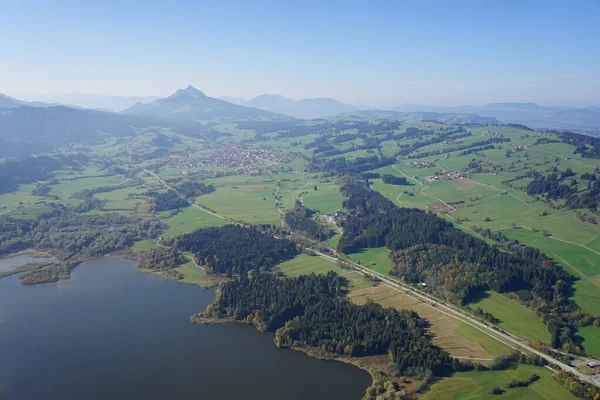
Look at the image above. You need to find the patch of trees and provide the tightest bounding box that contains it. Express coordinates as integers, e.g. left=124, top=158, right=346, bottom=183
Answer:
left=526, top=173, right=574, bottom=199
left=575, top=210, right=598, bottom=224
left=382, top=174, right=409, bottom=185
left=506, top=374, right=540, bottom=388
left=581, top=172, right=597, bottom=180
left=168, top=225, right=298, bottom=276
left=138, top=247, right=185, bottom=270
left=470, top=306, right=499, bottom=324
left=309, top=155, right=395, bottom=175
left=486, top=351, right=547, bottom=371
left=533, top=137, right=560, bottom=146
left=470, top=226, right=528, bottom=253
left=19, top=262, right=76, bottom=285
left=0, top=262, right=52, bottom=280
left=0, top=209, right=165, bottom=260
left=526, top=170, right=600, bottom=211
left=560, top=131, right=600, bottom=159
left=506, top=123, right=533, bottom=131
left=73, top=197, right=105, bottom=213
left=31, top=183, right=52, bottom=196
left=284, top=203, right=334, bottom=241
left=312, top=144, right=336, bottom=154
left=174, top=180, right=215, bottom=199
left=337, top=181, right=599, bottom=350
left=553, top=371, right=600, bottom=400
left=411, top=137, right=509, bottom=159
left=331, top=133, right=363, bottom=144
left=146, top=190, right=189, bottom=212
left=201, top=272, right=458, bottom=377
left=394, top=128, right=471, bottom=157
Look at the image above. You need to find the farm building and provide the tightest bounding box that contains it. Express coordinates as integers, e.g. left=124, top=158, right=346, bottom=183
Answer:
left=586, top=361, right=600, bottom=368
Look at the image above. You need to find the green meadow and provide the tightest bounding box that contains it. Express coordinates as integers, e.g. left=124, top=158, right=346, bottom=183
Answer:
left=421, top=364, right=575, bottom=400
left=468, top=290, right=551, bottom=343
left=277, top=253, right=343, bottom=276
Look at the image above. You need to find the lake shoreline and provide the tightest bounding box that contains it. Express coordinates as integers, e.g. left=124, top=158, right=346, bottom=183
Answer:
left=192, top=311, right=419, bottom=399
left=0, top=256, right=371, bottom=400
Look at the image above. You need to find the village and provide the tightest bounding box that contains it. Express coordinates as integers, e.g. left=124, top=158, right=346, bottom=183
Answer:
left=156, top=144, right=292, bottom=170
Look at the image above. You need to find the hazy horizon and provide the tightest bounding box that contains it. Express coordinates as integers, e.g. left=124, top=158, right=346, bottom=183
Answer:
left=2, top=1, right=600, bottom=107
left=11, top=89, right=600, bottom=110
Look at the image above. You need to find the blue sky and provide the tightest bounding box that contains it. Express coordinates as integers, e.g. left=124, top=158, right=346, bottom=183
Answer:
left=1, top=0, right=599, bottom=106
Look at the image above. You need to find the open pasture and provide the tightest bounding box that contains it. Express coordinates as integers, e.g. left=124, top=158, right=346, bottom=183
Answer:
left=467, top=290, right=551, bottom=343
left=421, top=364, right=575, bottom=400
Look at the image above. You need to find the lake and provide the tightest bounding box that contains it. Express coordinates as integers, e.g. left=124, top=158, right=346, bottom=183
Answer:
left=0, top=256, right=371, bottom=400
left=0, top=253, right=57, bottom=272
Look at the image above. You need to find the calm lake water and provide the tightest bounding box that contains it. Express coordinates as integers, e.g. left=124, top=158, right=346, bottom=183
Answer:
left=0, top=254, right=58, bottom=272
left=0, top=256, right=370, bottom=400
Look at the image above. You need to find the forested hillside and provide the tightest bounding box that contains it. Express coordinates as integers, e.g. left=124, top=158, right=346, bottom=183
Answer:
left=338, top=181, right=600, bottom=351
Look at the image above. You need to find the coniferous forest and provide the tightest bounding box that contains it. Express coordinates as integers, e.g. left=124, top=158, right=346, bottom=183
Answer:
left=168, top=225, right=298, bottom=276
left=200, top=272, right=458, bottom=377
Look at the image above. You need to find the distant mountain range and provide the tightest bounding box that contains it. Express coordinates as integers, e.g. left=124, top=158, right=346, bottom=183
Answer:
left=122, top=86, right=291, bottom=121
left=220, top=94, right=356, bottom=119
left=0, top=93, right=55, bottom=109
left=341, top=110, right=500, bottom=125
left=2, top=86, right=600, bottom=159
left=0, top=86, right=293, bottom=158
left=391, top=103, right=600, bottom=133
left=22, top=93, right=161, bottom=112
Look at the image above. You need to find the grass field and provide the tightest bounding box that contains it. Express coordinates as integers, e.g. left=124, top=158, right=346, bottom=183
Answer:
left=49, top=175, right=126, bottom=198
left=174, top=259, right=222, bottom=288
left=347, top=247, right=393, bottom=274
left=277, top=253, right=373, bottom=291
left=198, top=176, right=281, bottom=226
left=421, top=364, right=575, bottom=400
left=131, top=239, right=159, bottom=252
left=277, top=253, right=344, bottom=276
left=160, top=207, right=227, bottom=237
left=277, top=177, right=345, bottom=214
left=467, top=291, right=551, bottom=343
left=577, top=325, right=600, bottom=359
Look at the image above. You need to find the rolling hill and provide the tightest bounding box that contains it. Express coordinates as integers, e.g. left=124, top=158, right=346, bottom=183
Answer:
left=0, top=105, right=209, bottom=158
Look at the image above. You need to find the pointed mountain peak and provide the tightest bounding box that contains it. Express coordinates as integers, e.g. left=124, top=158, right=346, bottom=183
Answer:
left=170, top=85, right=206, bottom=99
